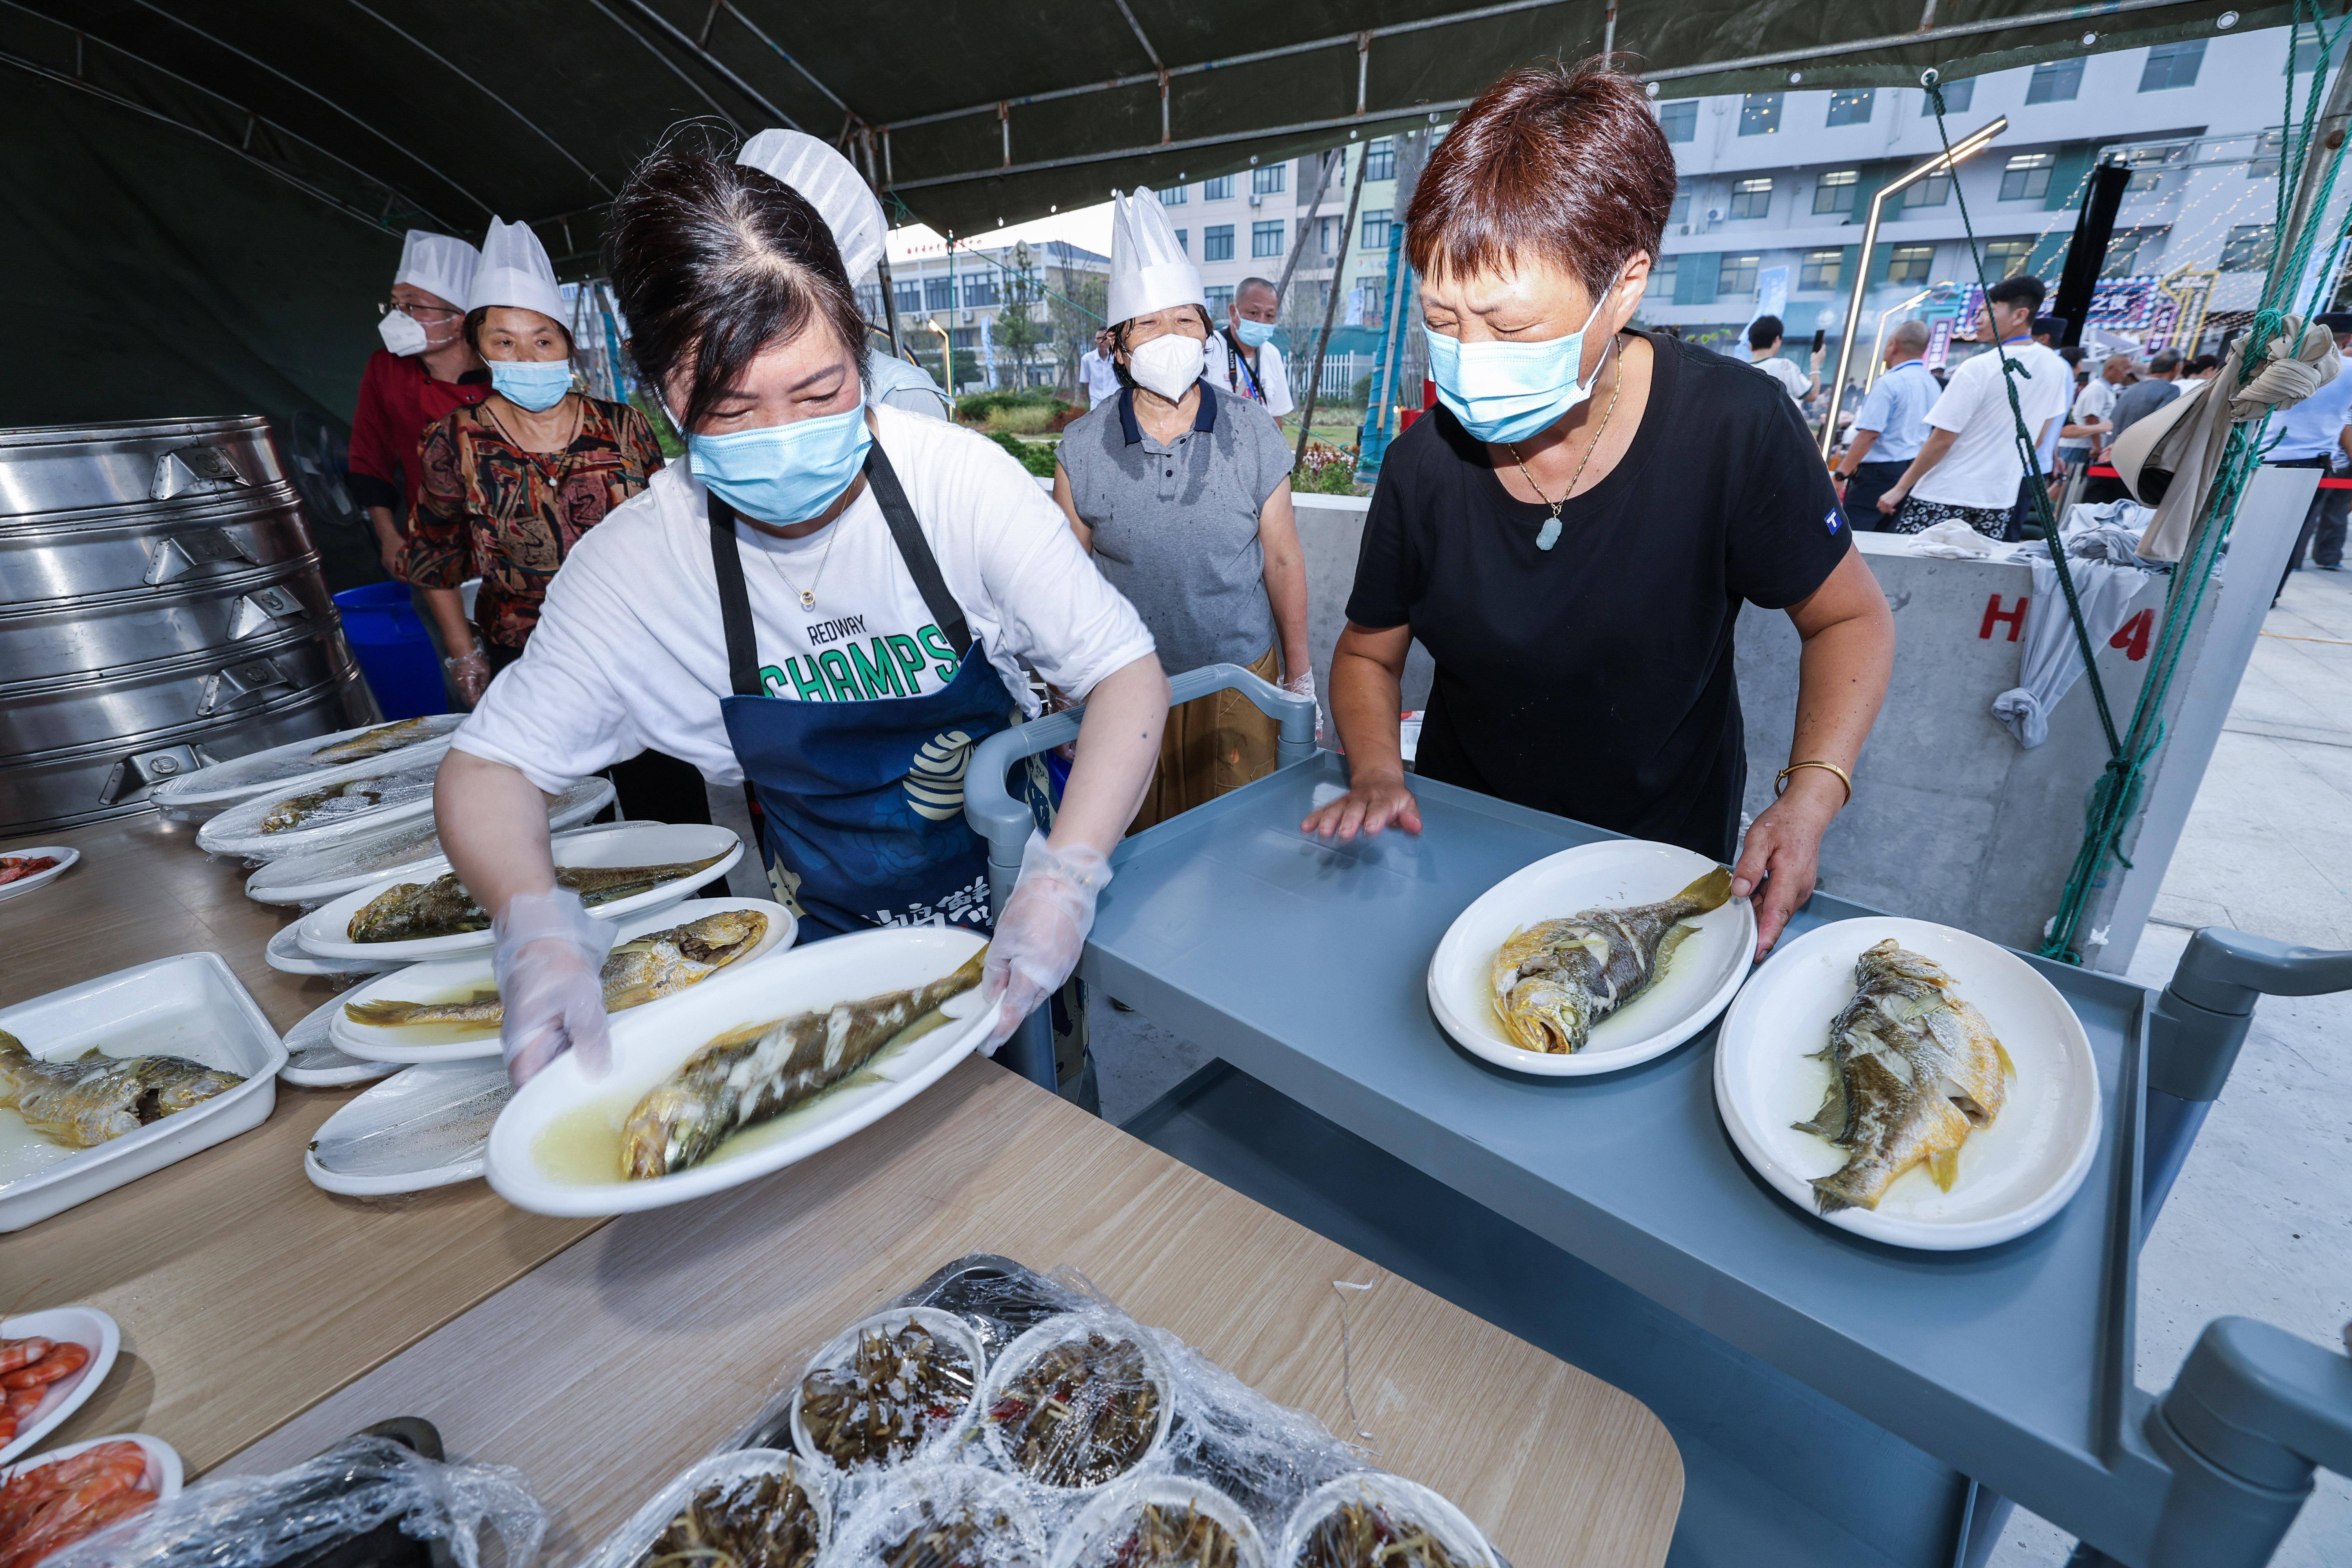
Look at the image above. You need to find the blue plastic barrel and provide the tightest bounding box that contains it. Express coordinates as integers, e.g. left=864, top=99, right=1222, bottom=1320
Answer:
left=332, top=583, right=449, bottom=720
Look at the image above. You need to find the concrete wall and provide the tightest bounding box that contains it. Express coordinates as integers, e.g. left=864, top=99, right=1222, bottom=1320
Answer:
left=1291, top=492, right=1434, bottom=728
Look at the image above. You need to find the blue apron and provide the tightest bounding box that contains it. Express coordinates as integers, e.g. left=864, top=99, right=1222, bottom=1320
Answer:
left=707, top=445, right=1014, bottom=940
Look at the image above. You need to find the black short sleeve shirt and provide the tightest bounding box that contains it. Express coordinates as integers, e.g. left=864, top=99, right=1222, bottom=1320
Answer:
left=1345, top=332, right=1849, bottom=859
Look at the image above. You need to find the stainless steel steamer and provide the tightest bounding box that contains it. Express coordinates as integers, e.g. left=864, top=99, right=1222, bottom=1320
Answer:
left=0, top=417, right=376, bottom=834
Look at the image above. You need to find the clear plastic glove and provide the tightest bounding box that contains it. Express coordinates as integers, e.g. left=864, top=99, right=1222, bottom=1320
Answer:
left=494, top=888, right=617, bottom=1086
left=1279, top=668, right=1324, bottom=746
left=445, top=648, right=492, bottom=708
left=977, top=831, right=1112, bottom=1055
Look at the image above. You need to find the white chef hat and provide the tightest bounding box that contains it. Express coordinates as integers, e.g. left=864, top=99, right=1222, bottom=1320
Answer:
left=1106, top=187, right=1204, bottom=327
left=736, top=129, right=886, bottom=283
left=392, top=230, right=480, bottom=311
left=468, top=217, right=566, bottom=326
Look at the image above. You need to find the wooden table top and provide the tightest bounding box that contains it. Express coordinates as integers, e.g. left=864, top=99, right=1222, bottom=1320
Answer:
left=228, top=1059, right=1684, bottom=1568
left=1, top=813, right=603, bottom=1466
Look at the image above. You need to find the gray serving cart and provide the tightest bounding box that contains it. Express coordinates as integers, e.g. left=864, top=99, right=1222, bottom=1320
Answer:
left=967, top=666, right=2352, bottom=1568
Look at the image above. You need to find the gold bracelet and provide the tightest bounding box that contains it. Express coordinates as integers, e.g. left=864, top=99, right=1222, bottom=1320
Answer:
left=1775, top=759, right=1853, bottom=805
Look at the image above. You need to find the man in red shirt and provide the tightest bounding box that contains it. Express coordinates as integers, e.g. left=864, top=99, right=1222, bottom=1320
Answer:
left=348, top=231, right=490, bottom=576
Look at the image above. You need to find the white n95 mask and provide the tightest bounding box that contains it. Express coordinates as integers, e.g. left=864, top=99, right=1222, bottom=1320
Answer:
left=1128, top=333, right=1205, bottom=401
left=377, top=309, right=430, bottom=356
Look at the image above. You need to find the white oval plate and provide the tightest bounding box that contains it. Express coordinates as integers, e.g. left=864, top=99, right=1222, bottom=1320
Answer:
left=0, top=1306, right=120, bottom=1465
left=1713, top=916, right=2103, bottom=1251
left=277, top=989, right=398, bottom=1087
left=266, top=922, right=405, bottom=979
left=0, top=847, right=78, bottom=904
left=243, top=782, right=616, bottom=907
left=151, top=715, right=465, bottom=816
left=488, top=925, right=994, bottom=1217
left=195, top=740, right=455, bottom=860
left=0, top=1431, right=183, bottom=1503
left=305, top=1059, right=511, bottom=1196
left=296, top=822, right=742, bottom=964
left=330, top=898, right=797, bottom=1063
left=1427, top=839, right=1755, bottom=1077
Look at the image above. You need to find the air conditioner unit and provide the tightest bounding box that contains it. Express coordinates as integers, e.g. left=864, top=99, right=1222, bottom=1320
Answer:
left=1679, top=223, right=1692, bottom=235
left=1249, top=192, right=1263, bottom=207
left=962, top=310, right=974, bottom=324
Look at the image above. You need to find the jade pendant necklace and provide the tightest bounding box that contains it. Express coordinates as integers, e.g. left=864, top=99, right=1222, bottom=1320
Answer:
left=1505, top=338, right=1622, bottom=552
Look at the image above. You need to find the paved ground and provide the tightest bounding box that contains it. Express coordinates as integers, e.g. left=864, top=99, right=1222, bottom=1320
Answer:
left=1086, top=565, right=2352, bottom=1566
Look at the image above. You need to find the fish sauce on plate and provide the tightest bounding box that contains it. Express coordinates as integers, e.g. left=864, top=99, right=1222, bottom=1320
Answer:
left=343, top=910, right=767, bottom=1028
left=617, top=948, right=986, bottom=1180
left=0, top=1028, right=244, bottom=1151
left=344, top=855, right=728, bottom=943
left=1488, top=867, right=1734, bottom=1053
left=1796, top=939, right=2013, bottom=1214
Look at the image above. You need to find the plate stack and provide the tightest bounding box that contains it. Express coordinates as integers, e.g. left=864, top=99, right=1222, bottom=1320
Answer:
left=0, top=416, right=376, bottom=836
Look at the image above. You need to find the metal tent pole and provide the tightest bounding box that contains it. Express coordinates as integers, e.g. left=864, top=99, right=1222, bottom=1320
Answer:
left=1294, top=135, right=1373, bottom=469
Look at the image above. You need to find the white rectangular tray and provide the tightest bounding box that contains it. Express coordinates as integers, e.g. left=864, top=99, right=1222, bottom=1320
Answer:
left=0, top=953, right=287, bottom=1232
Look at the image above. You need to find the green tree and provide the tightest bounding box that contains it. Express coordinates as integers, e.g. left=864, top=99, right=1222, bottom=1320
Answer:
left=1047, top=267, right=1109, bottom=398
left=990, top=243, right=1052, bottom=390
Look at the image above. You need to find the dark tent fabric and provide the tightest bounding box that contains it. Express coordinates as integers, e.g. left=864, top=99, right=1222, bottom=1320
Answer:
left=0, top=0, right=2279, bottom=433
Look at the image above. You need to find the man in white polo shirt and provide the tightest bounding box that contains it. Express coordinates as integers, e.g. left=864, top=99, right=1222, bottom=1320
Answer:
left=1878, top=276, right=2071, bottom=539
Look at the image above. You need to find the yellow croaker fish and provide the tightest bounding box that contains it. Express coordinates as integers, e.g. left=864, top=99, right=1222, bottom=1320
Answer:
left=619, top=948, right=988, bottom=1179
left=308, top=716, right=441, bottom=764
left=1489, top=867, right=1734, bottom=1053
left=345, top=855, right=728, bottom=943
left=343, top=909, right=768, bottom=1028
left=0, top=1028, right=245, bottom=1150
left=1797, top=939, right=2012, bottom=1213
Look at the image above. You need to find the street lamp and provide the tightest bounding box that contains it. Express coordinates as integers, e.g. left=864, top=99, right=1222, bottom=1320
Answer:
left=1820, top=115, right=2008, bottom=459
left=923, top=318, right=952, bottom=395
left=1865, top=289, right=1933, bottom=392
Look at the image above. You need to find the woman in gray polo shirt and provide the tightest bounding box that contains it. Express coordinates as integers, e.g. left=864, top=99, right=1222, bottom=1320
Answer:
left=1053, top=189, right=1308, bottom=830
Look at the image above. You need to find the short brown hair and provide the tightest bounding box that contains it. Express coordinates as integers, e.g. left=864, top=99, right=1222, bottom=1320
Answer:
left=1406, top=59, right=1677, bottom=301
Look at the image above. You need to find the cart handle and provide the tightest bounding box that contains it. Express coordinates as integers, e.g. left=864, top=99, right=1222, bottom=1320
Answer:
left=2149, top=928, right=2352, bottom=1103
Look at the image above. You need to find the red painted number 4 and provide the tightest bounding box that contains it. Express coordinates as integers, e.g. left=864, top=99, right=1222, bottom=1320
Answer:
left=2111, top=609, right=2153, bottom=661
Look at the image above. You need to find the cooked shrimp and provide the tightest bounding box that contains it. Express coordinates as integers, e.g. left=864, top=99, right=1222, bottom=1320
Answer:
left=0, top=1344, right=48, bottom=1377
left=0, top=1344, right=84, bottom=1390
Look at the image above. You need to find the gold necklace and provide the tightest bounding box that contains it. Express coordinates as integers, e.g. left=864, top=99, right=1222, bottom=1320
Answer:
left=754, top=514, right=842, bottom=612
left=1506, top=338, right=1622, bottom=552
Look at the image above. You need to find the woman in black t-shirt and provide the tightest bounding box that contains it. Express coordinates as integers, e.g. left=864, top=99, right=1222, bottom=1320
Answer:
left=1302, top=61, right=1895, bottom=958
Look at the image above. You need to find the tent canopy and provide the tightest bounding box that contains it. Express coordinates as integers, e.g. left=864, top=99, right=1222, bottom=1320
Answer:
left=0, top=0, right=2278, bottom=430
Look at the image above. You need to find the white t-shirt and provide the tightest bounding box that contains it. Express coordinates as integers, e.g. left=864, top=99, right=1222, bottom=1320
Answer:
left=2059, top=375, right=2118, bottom=454
left=1078, top=349, right=1122, bottom=405
left=1913, top=341, right=2072, bottom=509
left=1751, top=353, right=1811, bottom=404
left=1203, top=333, right=1296, bottom=417
left=452, top=405, right=1157, bottom=793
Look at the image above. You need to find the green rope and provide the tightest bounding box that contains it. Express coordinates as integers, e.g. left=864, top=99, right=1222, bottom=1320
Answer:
left=1924, top=1, right=2351, bottom=962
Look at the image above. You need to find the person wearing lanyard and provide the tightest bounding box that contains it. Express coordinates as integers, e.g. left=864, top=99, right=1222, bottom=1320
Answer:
left=1300, top=61, right=1895, bottom=958
left=1202, top=277, right=1296, bottom=418
left=433, top=141, right=1168, bottom=1082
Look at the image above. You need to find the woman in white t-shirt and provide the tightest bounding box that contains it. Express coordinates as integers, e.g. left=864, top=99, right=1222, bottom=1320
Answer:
left=434, top=139, right=1169, bottom=1083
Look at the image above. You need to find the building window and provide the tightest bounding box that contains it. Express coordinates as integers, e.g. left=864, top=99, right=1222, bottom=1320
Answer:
left=1658, top=100, right=1697, bottom=143
left=856, top=283, right=881, bottom=319
left=1317, top=216, right=1336, bottom=255
left=1364, top=138, right=1396, bottom=180
left=1647, top=254, right=1678, bottom=295
left=1203, top=224, right=1235, bottom=262
left=1174, top=229, right=1189, bottom=254
left=1826, top=89, right=1874, bottom=127
left=1729, top=178, right=1772, bottom=220
left=1798, top=248, right=1844, bottom=291
left=894, top=279, right=920, bottom=313
left=1900, top=173, right=1951, bottom=211
left=1252, top=164, right=1285, bottom=195
left=1738, top=93, right=1782, bottom=136
left=2103, top=229, right=2158, bottom=278
left=2026, top=59, right=2083, bottom=103
left=2140, top=40, right=2205, bottom=91
left=2000, top=153, right=2056, bottom=201
left=1156, top=184, right=1188, bottom=205
left=1718, top=252, right=1760, bottom=294
left=1360, top=209, right=1392, bottom=250
left=1251, top=220, right=1285, bottom=258
left=961, top=273, right=998, bottom=307
left=2221, top=223, right=2274, bottom=273
left=924, top=277, right=955, bottom=311
left=1205, top=284, right=1235, bottom=313
left=948, top=326, right=978, bottom=352
left=1923, top=78, right=1975, bottom=113
left=1204, top=175, right=1235, bottom=200
left=1670, top=186, right=1692, bottom=226
left=1885, top=243, right=1935, bottom=285
left=1983, top=238, right=2033, bottom=278
left=1814, top=169, right=1858, bottom=215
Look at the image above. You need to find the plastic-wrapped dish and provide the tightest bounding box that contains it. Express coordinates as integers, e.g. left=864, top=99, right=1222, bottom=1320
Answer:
left=243, top=781, right=615, bottom=907
left=1052, top=1472, right=1269, bottom=1568
left=151, top=715, right=465, bottom=821
left=1277, top=1473, right=1499, bottom=1568
left=196, top=741, right=456, bottom=861
left=577, top=1447, right=827, bottom=1568
left=789, top=1307, right=986, bottom=1471
left=979, top=1313, right=1174, bottom=1492
left=826, top=1462, right=1045, bottom=1568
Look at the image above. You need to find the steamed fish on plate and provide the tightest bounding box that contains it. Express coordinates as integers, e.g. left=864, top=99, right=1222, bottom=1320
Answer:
left=344, top=854, right=728, bottom=942
left=343, top=909, right=768, bottom=1027
left=0, top=1027, right=245, bottom=1150
left=1489, top=867, right=1734, bottom=1054
left=258, top=759, right=438, bottom=834
left=308, top=715, right=444, bottom=764
left=619, top=947, right=987, bottom=1179
left=1796, top=938, right=2012, bottom=1213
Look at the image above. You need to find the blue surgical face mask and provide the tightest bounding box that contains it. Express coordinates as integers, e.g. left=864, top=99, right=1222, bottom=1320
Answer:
left=490, top=358, right=574, bottom=412
left=690, top=407, right=873, bottom=526
left=1234, top=319, right=1277, bottom=349
left=1422, top=292, right=1612, bottom=445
